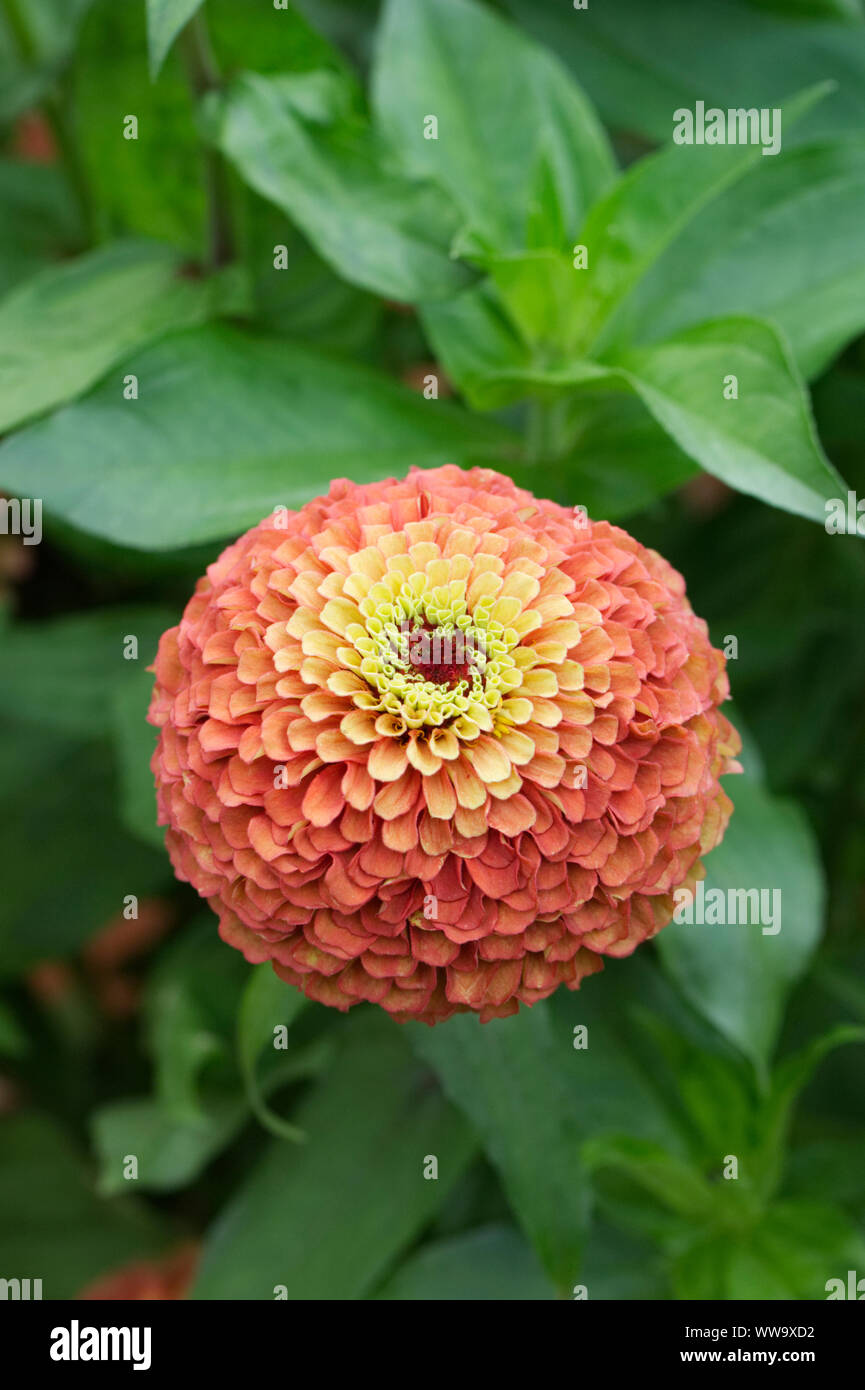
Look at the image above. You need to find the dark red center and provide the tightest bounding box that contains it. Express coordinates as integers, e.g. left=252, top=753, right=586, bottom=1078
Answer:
left=406, top=625, right=473, bottom=688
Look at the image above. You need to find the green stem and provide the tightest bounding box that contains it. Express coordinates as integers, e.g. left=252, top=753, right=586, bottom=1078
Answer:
left=526, top=395, right=573, bottom=465
left=180, top=11, right=235, bottom=270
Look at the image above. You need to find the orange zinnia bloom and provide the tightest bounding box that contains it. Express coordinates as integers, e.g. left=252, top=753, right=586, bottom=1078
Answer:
left=149, top=467, right=740, bottom=1023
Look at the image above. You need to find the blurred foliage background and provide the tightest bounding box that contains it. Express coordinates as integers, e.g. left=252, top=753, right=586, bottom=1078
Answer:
left=0, top=0, right=864, bottom=1301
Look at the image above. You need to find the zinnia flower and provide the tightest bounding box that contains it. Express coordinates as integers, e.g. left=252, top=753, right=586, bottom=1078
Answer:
left=149, top=465, right=740, bottom=1023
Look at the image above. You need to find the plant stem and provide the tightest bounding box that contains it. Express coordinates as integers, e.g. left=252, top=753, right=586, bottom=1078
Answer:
left=526, top=396, right=572, bottom=465
left=180, top=11, right=235, bottom=270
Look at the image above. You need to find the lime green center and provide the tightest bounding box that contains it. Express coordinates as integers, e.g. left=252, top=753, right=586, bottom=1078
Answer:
left=349, top=579, right=523, bottom=730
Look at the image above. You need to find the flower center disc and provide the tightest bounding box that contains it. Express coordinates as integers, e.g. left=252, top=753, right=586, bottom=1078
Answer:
left=406, top=625, right=473, bottom=689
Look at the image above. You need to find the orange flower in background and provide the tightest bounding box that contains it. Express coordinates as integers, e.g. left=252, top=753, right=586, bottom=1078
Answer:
left=78, top=1245, right=199, bottom=1301
left=149, top=466, right=740, bottom=1023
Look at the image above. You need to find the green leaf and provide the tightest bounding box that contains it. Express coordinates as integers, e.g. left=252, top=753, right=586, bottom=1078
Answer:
left=408, top=980, right=690, bottom=1292
left=246, top=221, right=382, bottom=354
left=601, top=137, right=865, bottom=380
left=499, top=317, right=848, bottom=526
left=144, top=917, right=249, bottom=1120
left=0, top=1, right=93, bottom=124
left=92, top=1033, right=332, bottom=1195
left=209, top=70, right=472, bottom=303
left=192, top=1012, right=477, bottom=1299
left=374, top=1224, right=556, bottom=1300
left=236, top=965, right=308, bottom=1142
left=583, top=1136, right=721, bottom=1223
left=609, top=318, right=847, bottom=525
left=568, top=83, right=832, bottom=356
left=0, top=1113, right=167, bottom=1299
left=748, top=0, right=863, bottom=16
left=93, top=1002, right=329, bottom=1194
left=74, top=1, right=203, bottom=247
left=0, top=323, right=516, bottom=550
left=757, top=1025, right=865, bottom=1187
left=146, top=0, right=204, bottom=78
left=0, top=607, right=173, bottom=737
left=0, top=608, right=171, bottom=851
left=656, top=770, right=826, bottom=1072
left=419, top=283, right=535, bottom=411
left=480, top=249, right=585, bottom=350
left=92, top=1096, right=243, bottom=1195
left=372, top=0, right=615, bottom=251
left=505, top=0, right=865, bottom=146
left=0, top=240, right=238, bottom=434
left=0, top=723, right=169, bottom=975
left=407, top=1006, right=590, bottom=1292
left=0, top=161, right=83, bottom=296
left=78, top=0, right=349, bottom=246
left=673, top=1200, right=865, bottom=1299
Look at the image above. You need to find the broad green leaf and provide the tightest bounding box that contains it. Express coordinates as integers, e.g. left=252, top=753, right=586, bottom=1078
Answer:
left=610, top=318, right=847, bottom=525
left=420, top=283, right=535, bottom=411
left=192, top=1013, right=477, bottom=1300
left=480, top=249, right=584, bottom=350
left=372, top=0, right=615, bottom=251
left=0, top=323, right=516, bottom=550
left=0, top=607, right=173, bottom=737
left=236, top=965, right=308, bottom=1142
left=209, top=70, right=472, bottom=303
left=498, top=317, right=848, bottom=526
left=656, top=770, right=826, bottom=1073
left=601, top=137, right=865, bottom=380
left=0, top=723, right=169, bottom=975
left=566, top=84, right=831, bottom=355
left=0, top=1113, right=167, bottom=1299
left=374, top=1224, right=556, bottom=1300
left=0, top=161, right=83, bottom=296
left=74, top=0, right=203, bottom=247
left=407, top=1005, right=590, bottom=1293
left=247, top=220, right=382, bottom=354
left=92, top=1096, right=243, bottom=1195
left=77, top=0, right=344, bottom=245
left=505, top=0, right=865, bottom=145
left=0, top=608, right=171, bottom=853
left=408, top=979, right=689, bottom=1292
left=146, top=0, right=204, bottom=78
left=0, top=241, right=240, bottom=434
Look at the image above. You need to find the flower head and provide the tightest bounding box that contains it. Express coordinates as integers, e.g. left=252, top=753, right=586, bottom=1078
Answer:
left=149, top=466, right=740, bottom=1023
